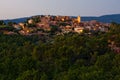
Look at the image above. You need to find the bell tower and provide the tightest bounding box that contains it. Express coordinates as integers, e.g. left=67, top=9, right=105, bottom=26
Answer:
left=77, top=16, right=81, bottom=23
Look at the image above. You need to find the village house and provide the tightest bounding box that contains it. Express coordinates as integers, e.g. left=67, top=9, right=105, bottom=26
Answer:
left=19, top=23, right=25, bottom=29
left=13, top=24, right=22, bottom=30
left=74, top=27, right=84, bottom=33
left=28, top=19, right=34, bottom=24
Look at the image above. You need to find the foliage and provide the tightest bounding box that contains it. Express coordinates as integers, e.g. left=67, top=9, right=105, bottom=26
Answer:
left=0, top=23, right=120, bottom=80
left=0, top=20, right=5, bottom=25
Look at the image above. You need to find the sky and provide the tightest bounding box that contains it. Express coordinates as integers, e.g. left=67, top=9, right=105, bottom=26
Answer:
left=0, top=0, right=120, bottom=19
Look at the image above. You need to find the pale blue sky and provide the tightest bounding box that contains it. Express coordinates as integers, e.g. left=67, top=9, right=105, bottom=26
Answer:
left=0, top=0, right=120, bottom=19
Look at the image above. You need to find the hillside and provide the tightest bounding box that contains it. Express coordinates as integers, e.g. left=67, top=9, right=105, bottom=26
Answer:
left=0, top=23, right=120, bottom=80
left=82, top=14, right=120, bottom=23
left=3, top=17, right=29, bottom=23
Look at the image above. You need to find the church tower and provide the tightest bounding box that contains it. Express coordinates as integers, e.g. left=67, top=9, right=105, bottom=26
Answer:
left=77, top=16, right=81, bottom=23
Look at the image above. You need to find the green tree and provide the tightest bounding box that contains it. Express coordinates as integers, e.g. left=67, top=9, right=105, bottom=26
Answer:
left=0, top=20, right=5, bottom=25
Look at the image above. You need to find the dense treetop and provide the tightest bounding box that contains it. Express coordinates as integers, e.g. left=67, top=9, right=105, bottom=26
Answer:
left=0, top=23, right=120, bottom=80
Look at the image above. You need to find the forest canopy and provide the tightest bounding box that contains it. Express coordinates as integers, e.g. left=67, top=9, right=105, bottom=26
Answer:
left=0, top=23, right=120, bottom=80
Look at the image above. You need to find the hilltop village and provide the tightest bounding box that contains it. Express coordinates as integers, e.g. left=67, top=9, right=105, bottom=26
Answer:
left=1, top=15, right=120, bottom=80
left=0, top=15, right=110, bottom=35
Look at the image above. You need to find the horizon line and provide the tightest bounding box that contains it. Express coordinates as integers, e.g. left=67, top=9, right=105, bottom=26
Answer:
left=1, top=13, right=120, bottom=20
